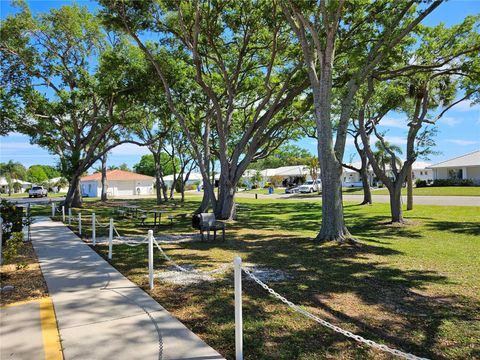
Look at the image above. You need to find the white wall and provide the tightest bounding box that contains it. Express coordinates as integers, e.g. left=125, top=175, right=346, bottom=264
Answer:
left=81, top=181, right=98, bottom=197
left=412, top=169, right=433, bottom=182
left=432, top=166, right=480, bottom=184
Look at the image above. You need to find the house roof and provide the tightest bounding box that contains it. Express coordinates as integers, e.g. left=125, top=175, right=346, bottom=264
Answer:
left=163, top=172, right=204, bottom=182
left=0, top=177, right=31, bottom=186
left=342, top=161, right=431, bottom=172
left=244, top=165, right=308, bottom=178
left=81, top=170, right=154, bottom=182
left=428, top=150, right=480, bottom=169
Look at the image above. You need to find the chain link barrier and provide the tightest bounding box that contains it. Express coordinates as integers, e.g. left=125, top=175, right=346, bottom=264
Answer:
left=242, top=268, right=429, bottom=360
left=152, top=237, right=231, bottom=275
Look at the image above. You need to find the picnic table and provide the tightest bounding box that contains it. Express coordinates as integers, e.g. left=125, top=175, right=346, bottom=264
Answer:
left=139, top=209, right=165, bottom=226
left=125, top=205, right=140, bottom=217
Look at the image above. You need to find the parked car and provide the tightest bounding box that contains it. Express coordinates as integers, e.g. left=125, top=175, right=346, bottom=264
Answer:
left=285, top=186, right=300, bottom=194
left=344, top=181, right=363, bottom=188
left=29, top=186, right=48, bottom=198
left=298, top=180, right=321, bottom=193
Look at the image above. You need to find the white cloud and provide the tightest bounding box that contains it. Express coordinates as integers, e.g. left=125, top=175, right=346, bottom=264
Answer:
left=110, top=143, right=150, bottom=156
left=438, top=116, right=461, bottom=127
left=446, top=139, right=478, bottom=146
left=0, top=141, right=38, bottom=150
left=379, top=118, right=405, bottom=129
left=385, top=136, right=407, bottom=145
left=452, top=99, right=480, bottom=112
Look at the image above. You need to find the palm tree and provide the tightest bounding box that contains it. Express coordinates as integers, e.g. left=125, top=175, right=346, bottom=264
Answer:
left=0, top=161, right=27, bottom=195
left=373, top=141, right=403, bottom=180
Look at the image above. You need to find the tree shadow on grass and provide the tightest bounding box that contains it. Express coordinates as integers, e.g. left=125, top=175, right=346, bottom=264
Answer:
left=144, top=240, right=478, bottom=359
left=89, top=199, right=479, bottom=359
left=98, top=232, right=479, bottom=359
left=425, top=221, right=480, bottom=236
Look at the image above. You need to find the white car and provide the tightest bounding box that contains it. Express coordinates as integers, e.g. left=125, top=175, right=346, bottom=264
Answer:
left=298, top=180, right=321, bottom=193
left=285, top=186, right=300, bottom=194
left=29, top=186, right=48, bottom=198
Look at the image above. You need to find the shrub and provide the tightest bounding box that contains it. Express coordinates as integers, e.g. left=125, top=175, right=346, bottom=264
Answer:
left=415, top=179, right=428, bottom=188
left=3, top=231, right=24, bottom=264
left=432, top=178, right=474, bottom=187
left=1, top=199, right=30, bottom=242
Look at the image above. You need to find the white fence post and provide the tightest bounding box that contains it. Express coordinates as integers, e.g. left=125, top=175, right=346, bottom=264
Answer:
left=62, top=206, right=65, bottom=222
left=148, top=230, right=154, bottom=290
left=108, top=218, right=113, bottom=260
left=234, top=256, right=243, bottom=360
left=68, top=208, right=71, bottom=225
left=92, top=213, right=96, bottom=246
left=78, top=212, right=82, bottom=235
left=0, top=217, right=3, bottom=266
left=51, top=202, right=55, bottom=217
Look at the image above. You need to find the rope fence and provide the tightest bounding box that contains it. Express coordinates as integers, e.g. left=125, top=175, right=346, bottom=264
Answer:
left=240, top=263, right=428, bottom=360
left=53, top=209, right=430, bottom=360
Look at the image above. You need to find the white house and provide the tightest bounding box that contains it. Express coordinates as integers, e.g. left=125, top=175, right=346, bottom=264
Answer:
left=428, top=150, right=480, bottom=184
left=342, top=161, right=433, bottom=187
left=48, top=177, right=69, bottom=193
left=243, top=165, right=309, bottom=187
left=162, top=172, right=204, bottom=188
left=80, top=170, right=154, bottom=197
left=0, top=177, right=32, bottom=193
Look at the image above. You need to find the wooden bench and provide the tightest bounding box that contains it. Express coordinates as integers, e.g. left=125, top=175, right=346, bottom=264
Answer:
left=199, top=213, right=225, bottom=241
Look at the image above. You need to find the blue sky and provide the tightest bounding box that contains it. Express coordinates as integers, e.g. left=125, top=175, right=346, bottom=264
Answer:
left=1, top=0, right=479, bottom=170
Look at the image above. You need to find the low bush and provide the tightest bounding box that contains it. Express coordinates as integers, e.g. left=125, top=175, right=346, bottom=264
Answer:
left=3, top=231, right=24, bottom=264
left=1, top=199, right=30, bottom=242
left=415, top=179, right=428, bottom=188
left=432, top=178, right=474, bottom=187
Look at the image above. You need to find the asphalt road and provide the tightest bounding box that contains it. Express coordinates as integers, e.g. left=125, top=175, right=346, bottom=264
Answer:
left=0, top=196, right=65, bottom=205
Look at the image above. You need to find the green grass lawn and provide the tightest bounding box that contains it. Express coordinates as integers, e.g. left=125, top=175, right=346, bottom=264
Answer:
left=343, top=186, right=480, bottom=196
left=39, top=197, right=479, bottom=359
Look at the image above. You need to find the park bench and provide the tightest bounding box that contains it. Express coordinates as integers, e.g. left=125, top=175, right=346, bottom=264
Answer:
left=195, top=213, right=225, bottom=241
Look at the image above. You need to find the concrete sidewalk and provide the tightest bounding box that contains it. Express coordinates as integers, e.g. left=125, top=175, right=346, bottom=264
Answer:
left=1, top=297, right=63, bottom=360
left=30, top=217, right=224, bottom=360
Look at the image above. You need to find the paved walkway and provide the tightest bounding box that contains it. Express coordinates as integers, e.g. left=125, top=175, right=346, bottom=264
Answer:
left=30, top=217, right=224, bottom=360
left=1, top=298, right=62, bottom=360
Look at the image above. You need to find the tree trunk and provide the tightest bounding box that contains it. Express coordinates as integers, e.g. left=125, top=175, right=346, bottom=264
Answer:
left=195, top=189, right=210, bottom=214
left=389, top=183, right=404, bottom=223
left=101, top=155, right=107, bottom=202
left=317, top=160, right=351, bottom=241
left=153, top=152, right=168, bottom=205
left=360, top=167, right=372, bottom=205
left=180, top=180, right=185, bottom=202
left=64, top=174, right=82, bottom=208
left=406, top=165, right=413, bottom=211
left=215, top=185, right=236, bottom=220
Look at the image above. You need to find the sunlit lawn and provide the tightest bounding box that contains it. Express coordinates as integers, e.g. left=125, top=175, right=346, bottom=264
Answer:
left=39, top=196, right=480, bottom=359
left=342, top=186, right=480, bottom=196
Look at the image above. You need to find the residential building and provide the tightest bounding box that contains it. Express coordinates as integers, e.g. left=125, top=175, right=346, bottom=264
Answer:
left=428, top=150, right=480, bottom=184
left=80, top=170, right=154, bottom=197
